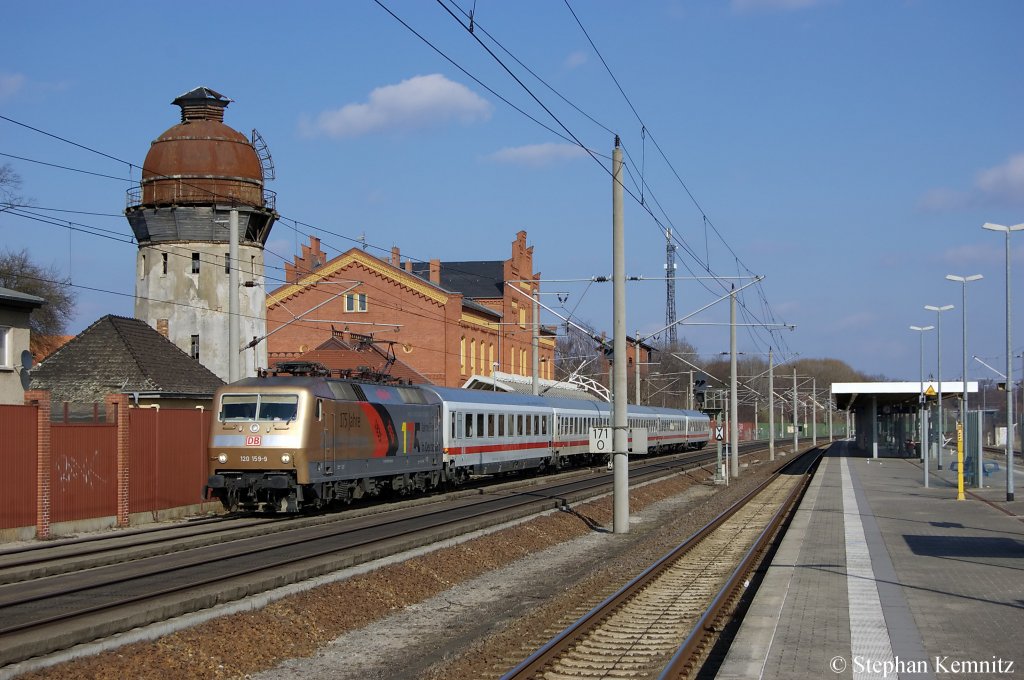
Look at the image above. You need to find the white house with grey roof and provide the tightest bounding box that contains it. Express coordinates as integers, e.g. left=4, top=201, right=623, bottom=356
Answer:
left=0, top=286, right=45, bottom=405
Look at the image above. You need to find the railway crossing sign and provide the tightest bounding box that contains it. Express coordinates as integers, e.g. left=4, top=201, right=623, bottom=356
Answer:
left=715, top=426, right=724, bottom=442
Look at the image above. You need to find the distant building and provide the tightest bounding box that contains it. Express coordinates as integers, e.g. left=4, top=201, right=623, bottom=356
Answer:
left=125, top=87, right=278, bottom=382
left=30, top=315, right=224, bottom=412
left=0, top=286, right=44, bottom=405
left=265, top=231, right=555, bottom=388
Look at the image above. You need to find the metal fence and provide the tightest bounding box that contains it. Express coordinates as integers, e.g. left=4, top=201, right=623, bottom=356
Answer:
left=0, top=405, right=38, bottom=529
left=1, top=401, right=212, bottom=535
left=51, top=423, right=117, bottom=523
left=129, top=408, right=211, bottom=513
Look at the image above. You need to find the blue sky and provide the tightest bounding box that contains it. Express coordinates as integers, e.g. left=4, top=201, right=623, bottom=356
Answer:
left=2, top=0, right=1023, bottom=382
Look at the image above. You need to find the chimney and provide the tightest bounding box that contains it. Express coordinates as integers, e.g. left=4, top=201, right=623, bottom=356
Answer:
left=156, top=319, right=169, bottom=338
left=429, top=259, right=441, bottom=285
left=172, top=86, right=230, bottom=123
left=391, top=246, right=400, bottom=267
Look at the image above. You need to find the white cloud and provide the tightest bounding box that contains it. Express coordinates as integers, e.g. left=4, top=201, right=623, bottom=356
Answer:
left=303, top=74, right=491, bottom=139
left=563, top=51, right=588, bottom=70
left=937, top=242, right=1003, bottom=267
left=0, top=72, right=25, bottom=100
left=487, top=143, right=589, bottom=167
left=731, top=0, right=825, bottom=13
left=917, top=187, right=968, bottom=212
left=975, top=153, right=1024, bottom=204
left=919, top=152, right=1024, bottom=212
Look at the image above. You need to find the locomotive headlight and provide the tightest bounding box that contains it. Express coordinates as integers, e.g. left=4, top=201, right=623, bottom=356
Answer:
left=217, top=453, right=228, bottom=464
left=281, top=453, right=292, bottom=465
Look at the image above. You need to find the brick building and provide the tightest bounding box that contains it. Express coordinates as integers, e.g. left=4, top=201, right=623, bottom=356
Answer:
left=265, top=231, right=555, bottom=388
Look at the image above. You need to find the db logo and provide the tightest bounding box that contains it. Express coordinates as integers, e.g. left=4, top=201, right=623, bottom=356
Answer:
left=245, top=435, right=262, bottom=446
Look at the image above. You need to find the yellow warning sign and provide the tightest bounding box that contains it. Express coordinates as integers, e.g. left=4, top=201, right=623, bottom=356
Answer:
left=925, top=385, right=937, bottom=396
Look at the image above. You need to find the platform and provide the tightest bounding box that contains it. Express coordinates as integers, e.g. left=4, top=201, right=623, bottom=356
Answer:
left=718, top=440, right=1024, bottom=679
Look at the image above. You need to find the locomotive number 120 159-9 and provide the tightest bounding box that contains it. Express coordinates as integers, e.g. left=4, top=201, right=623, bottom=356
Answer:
left=240, top=455, right=269, bottom=463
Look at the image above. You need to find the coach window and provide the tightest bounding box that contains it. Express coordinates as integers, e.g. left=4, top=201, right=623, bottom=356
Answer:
left=487, top=414, right=495, bottom=437
left=526, top=415, right=532, bottom=436
left=476, top=413, right=484, bottom=438
left=465, top=413, right=474, bottom=438
left=498, top=414, right=505, bottom=437
left=450, top=412, right=456, bottom=439
left=542, top=416, right=548, bottom=436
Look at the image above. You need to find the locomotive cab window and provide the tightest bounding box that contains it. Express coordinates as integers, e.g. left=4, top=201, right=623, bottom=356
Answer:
left=259, top=394, right=299, bottom=421
left=220, top=394, right=258, bottom=421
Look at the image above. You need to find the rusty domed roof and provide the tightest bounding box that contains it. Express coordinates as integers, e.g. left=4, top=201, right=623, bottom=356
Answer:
left=140, top=87, right=263, bottom=207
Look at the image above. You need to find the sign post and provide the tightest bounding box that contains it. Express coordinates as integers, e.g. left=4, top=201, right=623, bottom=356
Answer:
left=715, top=425, right=726, bottom=483
left=956, top=421, right=965, bottom=501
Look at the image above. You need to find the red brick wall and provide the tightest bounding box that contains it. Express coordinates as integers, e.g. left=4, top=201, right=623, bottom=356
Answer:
left=267, top=257, right=460, bottom=385
left=267, top=233, right=554, bottom=388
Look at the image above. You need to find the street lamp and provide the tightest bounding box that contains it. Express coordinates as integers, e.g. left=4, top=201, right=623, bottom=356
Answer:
left=982, top=221, right=1023, bottom=501
left=925, top=304, right=954, bottom=469
left=946, top=273, right=983, bottom=488
left=911, top=325, right=934, bottom=487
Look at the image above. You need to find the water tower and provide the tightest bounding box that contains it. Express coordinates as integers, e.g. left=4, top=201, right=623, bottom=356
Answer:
left=125, top=87, right=278, bottom=382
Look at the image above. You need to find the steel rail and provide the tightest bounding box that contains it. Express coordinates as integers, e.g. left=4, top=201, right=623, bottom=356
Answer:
left=502, top=447, right=819, bottom=680
left=658, top=449, right=822, bottom=678
left=0, top=447, right=734, bottom=667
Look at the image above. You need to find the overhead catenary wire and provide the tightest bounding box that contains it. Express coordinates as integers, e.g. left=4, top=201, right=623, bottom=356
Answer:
left=1, top=9, right=797, bottom=365
left=429, top=0, right=795, bottom=361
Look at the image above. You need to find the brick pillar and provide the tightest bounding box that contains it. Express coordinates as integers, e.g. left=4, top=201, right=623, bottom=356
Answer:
left=107, top=394, right=131, bottom=527
left=25, top=390, right=51, bottom=540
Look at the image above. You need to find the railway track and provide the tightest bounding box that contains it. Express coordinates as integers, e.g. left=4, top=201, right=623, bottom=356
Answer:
left=1, top=445, right=779, bottom=671
left=503, top=447, right=821, bottom=680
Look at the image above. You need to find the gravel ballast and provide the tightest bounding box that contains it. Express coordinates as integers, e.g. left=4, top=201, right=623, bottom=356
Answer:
left=14, top=454, right=786, bottom=680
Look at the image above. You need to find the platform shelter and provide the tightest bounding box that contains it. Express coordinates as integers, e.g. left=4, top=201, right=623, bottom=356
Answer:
left=831, top=381, right=977, bottom=458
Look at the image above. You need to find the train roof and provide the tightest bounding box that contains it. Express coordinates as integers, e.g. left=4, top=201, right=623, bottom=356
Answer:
left=220, top=376, right=707, bottom=419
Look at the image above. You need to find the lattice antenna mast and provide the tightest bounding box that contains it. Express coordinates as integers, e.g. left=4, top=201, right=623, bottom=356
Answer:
left=665, top=228, right=678, bottom=346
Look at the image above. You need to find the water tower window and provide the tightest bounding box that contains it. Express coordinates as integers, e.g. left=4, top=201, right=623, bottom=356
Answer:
left=191, top=253, right=200, bottom=274
left=225, top=253, right=230, bottom=274
left=162, top=253, right=168, bottom=276
left=190, top=334, right=200, bottom=360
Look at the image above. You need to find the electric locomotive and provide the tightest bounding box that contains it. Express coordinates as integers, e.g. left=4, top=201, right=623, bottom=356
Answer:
left=205, top=362, right=710, bottom=513
left=205, top=364, right=444, bottom=512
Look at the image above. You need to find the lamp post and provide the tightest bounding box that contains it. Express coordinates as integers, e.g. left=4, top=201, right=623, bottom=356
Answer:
left=925, top=304, right=954, bottom=469
left=946, top=273, right=983, bottom=488
left=911, top=324, right=935, bottom=488
left=982, top=222, right=1023, bottom=501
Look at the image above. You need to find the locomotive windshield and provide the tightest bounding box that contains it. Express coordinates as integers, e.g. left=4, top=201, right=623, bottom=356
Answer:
left=219, top=394, right=299, bottom=422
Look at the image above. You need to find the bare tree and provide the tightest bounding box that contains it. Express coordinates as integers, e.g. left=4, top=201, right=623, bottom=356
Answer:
left=0, top=249, right=77, bottom=358
left=0, top=162, right=26, bottom=207
left=554, top=320, right=606, bottom=385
